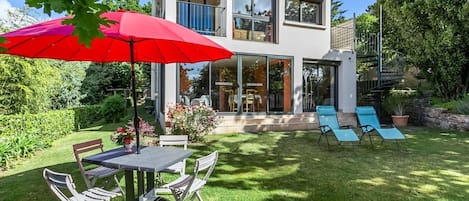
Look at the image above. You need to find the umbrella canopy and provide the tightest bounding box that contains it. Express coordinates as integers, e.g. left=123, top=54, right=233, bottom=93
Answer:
left=0, top=10, right=233, bottom=154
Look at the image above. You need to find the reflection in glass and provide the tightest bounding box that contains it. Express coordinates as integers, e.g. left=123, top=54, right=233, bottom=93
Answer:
left=210, top=56, right=238, bottom=112
left=179, top=62, right=210, bottom=106
left=233, top=0, right=252, bottom=15
left=253, top=0, right=272, bottom=16
left=233, top=0, right=274, bottom=43
left=285, top=0, right=321, bottom=25
left=242, top=55, right=267, bottom=113
left=269, top=58, right=291, bottom=112
left=302, top=63, right=336, bottom=112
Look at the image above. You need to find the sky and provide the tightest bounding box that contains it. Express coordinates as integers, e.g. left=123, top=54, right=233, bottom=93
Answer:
left=1, top=0, right=376, bottom=21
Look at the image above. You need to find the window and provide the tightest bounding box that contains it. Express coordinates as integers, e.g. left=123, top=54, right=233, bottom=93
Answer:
left=177, top=55, right=293, bottom=114
left=285, top=0, right=322, bottom=25
left=233, top=0, right=275, bottom=42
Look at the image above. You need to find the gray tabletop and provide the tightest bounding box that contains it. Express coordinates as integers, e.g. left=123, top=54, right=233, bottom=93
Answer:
left=83, top=146, right=192, bottom=172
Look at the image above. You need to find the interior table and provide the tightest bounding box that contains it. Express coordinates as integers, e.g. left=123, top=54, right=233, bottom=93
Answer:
left=83, top=146, right=192, bottom=201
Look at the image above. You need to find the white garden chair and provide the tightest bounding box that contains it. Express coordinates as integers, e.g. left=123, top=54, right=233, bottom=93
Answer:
left=43, top=168, right=121, bottom=201
left=162, top=151, right=219, bottom=201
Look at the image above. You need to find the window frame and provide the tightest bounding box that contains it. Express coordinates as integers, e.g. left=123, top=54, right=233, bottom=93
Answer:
left=285, top=0, right=323, bottom=25
left=233, top=0, right=276, bottom=43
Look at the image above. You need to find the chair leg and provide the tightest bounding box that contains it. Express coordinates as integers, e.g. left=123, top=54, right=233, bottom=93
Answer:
left=317, top=133, right=323, bottom=145
left=113, top=175, right=125, bottom=195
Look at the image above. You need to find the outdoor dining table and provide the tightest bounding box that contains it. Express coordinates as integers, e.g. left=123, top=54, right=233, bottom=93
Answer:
left=83, top=146, right=192, bottom=201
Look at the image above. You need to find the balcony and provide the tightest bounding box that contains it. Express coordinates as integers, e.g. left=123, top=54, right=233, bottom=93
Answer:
left=177, top=1, right=226, bottom=37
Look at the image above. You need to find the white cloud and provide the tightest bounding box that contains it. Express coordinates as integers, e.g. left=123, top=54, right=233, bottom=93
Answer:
left=0, top=0, right=14, bottom=20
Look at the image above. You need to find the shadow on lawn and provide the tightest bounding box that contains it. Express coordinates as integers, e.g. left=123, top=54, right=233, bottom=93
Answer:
left=204, top=128, right=469, bottom=201
left=0, top=162, right=127, bottom=201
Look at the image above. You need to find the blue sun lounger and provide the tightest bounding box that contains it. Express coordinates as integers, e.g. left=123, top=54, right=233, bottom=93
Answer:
left=355, top=106, right=406, bottom=146
left=316, top=106, right=360, bottom=147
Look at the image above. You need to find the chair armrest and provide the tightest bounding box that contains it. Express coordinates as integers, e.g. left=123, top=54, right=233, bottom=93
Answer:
left=319, top=125, right=331, bottom=133
left=358, top=124, right=374, bottom=132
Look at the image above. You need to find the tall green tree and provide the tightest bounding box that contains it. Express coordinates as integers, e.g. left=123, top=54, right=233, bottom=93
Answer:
left=0, top=56, right=60, bottom=114
left=102, top=0, right=151, bottom=14
left=49, top=61, right=89, bottom=109
left=331, top=0, right=347, bottom=26
left=372, top=0, right=469, bottom=100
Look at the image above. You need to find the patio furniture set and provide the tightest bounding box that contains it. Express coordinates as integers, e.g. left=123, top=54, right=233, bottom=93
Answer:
left=317, top=105, right=407, bottom=148
left=43, top=135, right=218, bottom=201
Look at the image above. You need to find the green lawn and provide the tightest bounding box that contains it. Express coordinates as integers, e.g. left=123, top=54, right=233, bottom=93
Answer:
left=1, top=127, right=469, bottom=201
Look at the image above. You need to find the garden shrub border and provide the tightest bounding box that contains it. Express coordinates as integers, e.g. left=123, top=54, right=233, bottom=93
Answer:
left=0, top=110, right=75, bottom=168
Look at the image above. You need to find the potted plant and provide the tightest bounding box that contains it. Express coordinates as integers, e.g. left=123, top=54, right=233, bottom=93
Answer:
left=384, top=88, right=416, bottom=127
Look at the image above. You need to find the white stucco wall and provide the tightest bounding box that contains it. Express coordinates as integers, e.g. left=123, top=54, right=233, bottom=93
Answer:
left=155, top=0, right=355, bottom=115
left=323, top=50, right=357, bottom=113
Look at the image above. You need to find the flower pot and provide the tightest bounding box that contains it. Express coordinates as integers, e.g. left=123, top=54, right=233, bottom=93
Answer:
left=124, top=143, right=133, bottom=153
left=392, top=115, right=409, bottom=127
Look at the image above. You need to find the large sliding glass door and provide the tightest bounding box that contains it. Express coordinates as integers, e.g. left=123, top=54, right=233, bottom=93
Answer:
left=178, top=54, right=292, bottom=114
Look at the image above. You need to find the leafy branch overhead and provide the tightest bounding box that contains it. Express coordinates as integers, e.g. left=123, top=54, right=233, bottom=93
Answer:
left=25, top=0, right=114, bottom=46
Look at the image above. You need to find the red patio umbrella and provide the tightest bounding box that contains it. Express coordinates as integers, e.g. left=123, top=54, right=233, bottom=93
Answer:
left=0, top=10, right=233, bottom=154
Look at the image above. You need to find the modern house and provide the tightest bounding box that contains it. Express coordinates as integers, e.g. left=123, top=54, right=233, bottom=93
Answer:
left=149, top=0, right=357, bottom=133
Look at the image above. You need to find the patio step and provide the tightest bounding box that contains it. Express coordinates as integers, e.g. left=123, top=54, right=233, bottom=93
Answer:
left=213, top=112, right=357, bottom=134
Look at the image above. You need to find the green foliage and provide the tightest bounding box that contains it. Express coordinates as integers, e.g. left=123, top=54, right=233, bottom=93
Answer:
left=371, top=0, right=469, bottom=100
left=356, top=13, right=378, bottom=33
left=432, top=95, right=469, bottom=114
left=331, top=0, right=347, bottom=26
left=100, top=95, right=126, bottom=123
left=0, top=110, right=74, bottom=168
left=49, top=61, right=89, bottom=110
left=102, top=0, right=152, bottom=14
left=71, top=105, right=102, bottom=130
left=384, top=88, right=416, bottom=115
left=166, top=103, right=220, bottom=142
left=25, top=0, right=113, bottom=47
left=0, top=55, right=60, bottom=115
left=456, top=100, right=469, bottom=115
left=80, top=62, right=144, bottom=105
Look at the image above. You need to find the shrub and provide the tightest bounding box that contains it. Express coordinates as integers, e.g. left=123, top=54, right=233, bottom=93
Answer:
left=71, top=105, right=102, bottom=130
left=166, top=103, right=220, bottom=142
left=0, top=110, right=74, bottom=168
left=456, top=101, right=469, bottom=115
left=384, top=88, right=416, bottom=116
left=100, top=95, right=126, bottom=123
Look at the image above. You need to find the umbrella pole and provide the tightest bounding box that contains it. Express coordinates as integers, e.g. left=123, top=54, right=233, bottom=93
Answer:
left=130, top=39, right=140, bottom=154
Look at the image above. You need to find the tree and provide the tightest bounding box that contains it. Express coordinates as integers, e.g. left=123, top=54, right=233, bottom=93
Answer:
left=25, top=0, right=114, bottom=47
left=101, top=0, right=151, bottom=14
left=49, top=60, right=89, bottom=109
left=80, top=62, right=144, bottom=105
left=0, top=55, right=60, bottom=114
left=331, top=0, right=347, bottom=26
left=372, top=0, right=469, bottom=100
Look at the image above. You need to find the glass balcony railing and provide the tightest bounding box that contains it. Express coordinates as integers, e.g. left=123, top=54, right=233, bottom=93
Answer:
left=177, top=1, right=226, bottom=37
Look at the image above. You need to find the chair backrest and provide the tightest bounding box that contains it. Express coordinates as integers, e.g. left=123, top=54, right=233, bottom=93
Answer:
left=355, top=106, right=382, bottom=129
left=43, top=168, right=83, bottom=201
left=160, top=135, right=188, bottom=175
left=316, top=105, right=340, bottom=131
left=179, top=151, right=219, bottom=200
left=194, top=151, right=219, bottom=182
left=72, top=139, right=104, bottom=186
left=159, top=135, right=188, bottom=149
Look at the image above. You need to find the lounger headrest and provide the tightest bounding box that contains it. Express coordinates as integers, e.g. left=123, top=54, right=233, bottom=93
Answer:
left=316, top=106, right=336, bottom=115
left=355, top=106, right=376, bottom=115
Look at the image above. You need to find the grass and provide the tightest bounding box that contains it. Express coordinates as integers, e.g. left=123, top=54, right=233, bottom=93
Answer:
left=1, top=127, right=469, bottom=201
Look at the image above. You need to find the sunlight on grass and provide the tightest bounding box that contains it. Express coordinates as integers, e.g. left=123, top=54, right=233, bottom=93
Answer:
left=417, top=184, right=439, bottom=194
left=410, top=170, right=434, bottom=176
left=443, top=151, right=460, bottom=155
left=239, top=143, right=269, bottom=154
left=354, top=177, right=387, bottom=186
left=440, top=169, right=469, bottom=181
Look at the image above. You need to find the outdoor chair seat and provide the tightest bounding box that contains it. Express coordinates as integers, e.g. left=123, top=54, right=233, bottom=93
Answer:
left=355, top=106, right=406, bottom=146
left=316, top=105, right=360, bottom=147
left=43, top=168, right=122, bottom=201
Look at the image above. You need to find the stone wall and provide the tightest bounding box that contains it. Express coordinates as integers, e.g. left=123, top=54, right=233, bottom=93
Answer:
left=423, top=107, right=469, bottom=131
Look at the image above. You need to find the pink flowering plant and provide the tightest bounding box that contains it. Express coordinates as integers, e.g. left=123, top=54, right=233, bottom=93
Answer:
left=166, top=103, right=220, bottom=142
left=111, top=118, right=156, bottom=145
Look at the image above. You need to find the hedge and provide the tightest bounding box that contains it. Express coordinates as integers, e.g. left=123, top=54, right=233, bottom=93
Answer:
left=0, top=110, right=74, bottom=168
left=71, top=105, right=102, bottom=130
